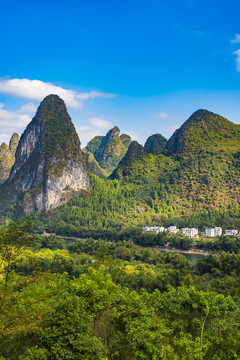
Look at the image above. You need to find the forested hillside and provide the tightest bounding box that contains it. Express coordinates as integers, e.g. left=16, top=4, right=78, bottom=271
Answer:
left=1, top=221, right=240, bottom=359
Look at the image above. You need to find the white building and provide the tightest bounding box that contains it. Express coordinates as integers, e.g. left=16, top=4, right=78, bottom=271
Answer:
left=181, top=228, right=198, bottom=238
left=214, top=227, right=222, bottom=236
left=205, top=228, right=215, bottom=237
left=225, top=229, right=238, bottom=236
left=143, top=226, right=165, bottom=233
left=205, top=227, right=222, bottom=237
left=168, top=226, right=179, bottom=234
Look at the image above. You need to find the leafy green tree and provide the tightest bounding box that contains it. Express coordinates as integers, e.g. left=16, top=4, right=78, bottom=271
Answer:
left=0, top=220, right=31, bottom=307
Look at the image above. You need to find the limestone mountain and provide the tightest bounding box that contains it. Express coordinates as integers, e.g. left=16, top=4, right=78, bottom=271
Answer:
left=165, top=109, right=240, bottom=157
left=85, top=127, right=131, bottom=175
left=9, top=133, right=19, bottom=157
left=0, top=143, right=15, bottom=185
left=0, top=95, right=89, bottom=214
left=144, top=133, right=167, bottom=154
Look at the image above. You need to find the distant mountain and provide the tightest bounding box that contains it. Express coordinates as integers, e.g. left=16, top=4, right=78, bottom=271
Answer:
left=85, top=127, right=131, bottom=176
left=9, top=133, right=19, bottom=157
left=0, top=133, right=19, bottom=184
left=0, top=143, right=15, bottom=185
left=144, top=134, right=167, bottom=154
left=0, top=95, right=89, bottom=214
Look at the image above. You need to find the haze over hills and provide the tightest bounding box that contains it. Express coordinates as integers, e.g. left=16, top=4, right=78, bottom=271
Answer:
left=0, top=98, right=240, bottom=234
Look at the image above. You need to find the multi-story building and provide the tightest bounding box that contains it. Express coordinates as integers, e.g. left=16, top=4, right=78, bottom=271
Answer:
left=181, top=228, right=198, bottom=238
left=205, top=227, right=222, bottom=237
left=205, top=228, right=215, bottom=237
left=214, top=227, right=222, bottom=236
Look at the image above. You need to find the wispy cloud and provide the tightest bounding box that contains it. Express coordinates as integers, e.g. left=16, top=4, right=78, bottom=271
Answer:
left=0, top=101, right=38, bottom=145
left=0, top=78, right=115, bottom=108
left=231, top=33, right=240, bottom=44
left=156, top=112, right=168, bottom=118
left=233, top=49, right=240, bottom=71
left=77, top=117, right=113, bottom=147
left=150, top=112, right=168, bottom=118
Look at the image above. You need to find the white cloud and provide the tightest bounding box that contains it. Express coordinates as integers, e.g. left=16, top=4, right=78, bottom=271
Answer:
left=76, top=91, right=115, bottom=100
left=231, top=33, right=240, bottom=44
left=0, top=102, right=36, bottom=145
left=89, top=117, right=113, bottom=129
left=18, top=102, right=37, bottom=114
left=233, top=49, right=240, bottom=71
left=155, top=112, right=168, bottom=118
left=77, top=117, right=114, bottom=147
left=0, top=105, right=31, bottom=129
left=0, top=78, right=115, bottom=108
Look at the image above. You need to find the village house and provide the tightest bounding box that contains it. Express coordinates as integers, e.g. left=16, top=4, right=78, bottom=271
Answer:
left=225, top=229, right=238, bottom=236
left=181, top=228, right=198, bottom=238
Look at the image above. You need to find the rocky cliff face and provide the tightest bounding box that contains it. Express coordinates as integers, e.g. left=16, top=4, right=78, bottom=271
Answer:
left=7, top=95, right=89, bottom=213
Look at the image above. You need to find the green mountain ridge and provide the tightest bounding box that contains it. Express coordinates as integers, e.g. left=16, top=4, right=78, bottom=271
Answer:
left=84, top=126, right=132, bottom=176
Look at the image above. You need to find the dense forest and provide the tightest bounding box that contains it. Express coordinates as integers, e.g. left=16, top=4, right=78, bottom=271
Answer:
left=0, top=221, right=240, bottom=359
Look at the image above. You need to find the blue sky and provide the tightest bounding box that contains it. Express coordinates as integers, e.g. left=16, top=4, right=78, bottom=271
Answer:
left=1, top=0, right=240, bottom=146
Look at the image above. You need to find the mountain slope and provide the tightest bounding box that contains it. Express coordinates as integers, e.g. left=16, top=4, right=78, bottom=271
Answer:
left=84, top=151, right=108, bottom=178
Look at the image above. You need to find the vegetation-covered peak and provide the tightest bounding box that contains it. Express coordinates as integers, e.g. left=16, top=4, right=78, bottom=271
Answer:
left=144, top=133, right=167, bottom=154
left=85, top=136, right=104, bottom=155
left=31, top=94, right=84, bottom=161
left=0, top=142, right=9, bottom=151
left=9, top=133, right=19, bottom=157
left=84, top=126, right=132, bottom=176
left=120, top=133, right=132, bottom=148
left=166, top=109, right=240, bottom=157
left=105, top=126, right=120, bottom=140
left=110, top=141, right=146, bottom=179
left=0, top=142, right=14, bottom=184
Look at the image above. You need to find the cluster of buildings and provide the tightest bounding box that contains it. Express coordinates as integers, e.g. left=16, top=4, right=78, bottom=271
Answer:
left=143, top=226, right=239, bottom=238
left=143, top=226, right=198, bottom=238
